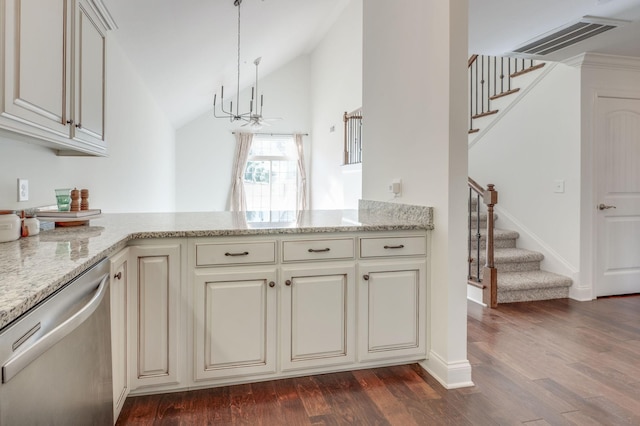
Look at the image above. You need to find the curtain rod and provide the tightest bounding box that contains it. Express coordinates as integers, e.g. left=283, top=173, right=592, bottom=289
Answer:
left=232, top=132, right=309, bottom=136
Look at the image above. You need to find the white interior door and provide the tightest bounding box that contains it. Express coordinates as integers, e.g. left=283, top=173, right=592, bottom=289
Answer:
left=595, top=96, right=640, bottom=297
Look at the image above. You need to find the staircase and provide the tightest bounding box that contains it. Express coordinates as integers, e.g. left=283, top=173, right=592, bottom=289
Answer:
left=466, top=55, right=571, bottom=305
left=468, top=195, right=572, bottom=304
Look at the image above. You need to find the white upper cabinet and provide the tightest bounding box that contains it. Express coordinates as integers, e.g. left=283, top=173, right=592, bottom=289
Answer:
left=73, top=0, right=106, bottom=147
left=0, top=0, right=113, bottom=156
left=1, top=0, right=72, bottom=137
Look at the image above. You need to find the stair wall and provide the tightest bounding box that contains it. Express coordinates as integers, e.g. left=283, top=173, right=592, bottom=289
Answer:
left=468, top=62, right=581, bottom=283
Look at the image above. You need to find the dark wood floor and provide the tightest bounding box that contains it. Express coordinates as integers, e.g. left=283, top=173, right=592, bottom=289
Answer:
left=117, top=295, right=640, bottom=425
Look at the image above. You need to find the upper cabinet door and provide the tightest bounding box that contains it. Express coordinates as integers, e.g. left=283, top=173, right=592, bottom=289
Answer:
left=73, top=0, right=106, bottom=148
left=1, top=0, right=72, bottom=137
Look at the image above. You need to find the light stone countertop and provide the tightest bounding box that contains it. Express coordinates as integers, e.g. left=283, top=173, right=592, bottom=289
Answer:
left=0, top=203, right=433, bottom=331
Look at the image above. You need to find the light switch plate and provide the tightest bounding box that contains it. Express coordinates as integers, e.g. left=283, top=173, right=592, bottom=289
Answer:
left=553, top=179, right=565, bottom=193
left=18, top=178, right=28, bottom=201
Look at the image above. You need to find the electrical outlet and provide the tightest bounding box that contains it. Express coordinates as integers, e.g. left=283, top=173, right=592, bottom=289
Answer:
left=18, top=178, right=29, bottom=202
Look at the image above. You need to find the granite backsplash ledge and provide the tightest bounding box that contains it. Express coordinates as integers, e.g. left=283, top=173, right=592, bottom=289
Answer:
left=358, top=200, right=433, bottom=229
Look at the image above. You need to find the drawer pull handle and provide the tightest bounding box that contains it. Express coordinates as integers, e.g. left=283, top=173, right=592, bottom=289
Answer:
left=384, top=244, right=405, bottom=249
left=308, top=248, right=330, bottom=253
left=363, top=274, right=370, bottom=281
left=269, top=281, right=275, bottom=288
left=285, top=280, right=292, bottom=286
left=114, top=272, right=122, bottom=280
left=225, top=251, right=249, bottom=257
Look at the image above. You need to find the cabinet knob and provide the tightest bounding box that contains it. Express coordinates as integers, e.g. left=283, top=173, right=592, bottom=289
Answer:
left=114, top=272, right=122, bottom=280
left=75, top=123, right=82, bottom=129
left=285, top=280, right=292, bottom=286
left=66, top=119, right=74, bottom=125
left=363, top=274, right=369, bottom=281
left=269, top=281, right=275, bottom=288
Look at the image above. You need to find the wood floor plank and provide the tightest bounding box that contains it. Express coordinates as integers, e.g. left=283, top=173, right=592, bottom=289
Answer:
left=313, top=371, right=389, bottom=425
left=351, top=368, right=419, bottom=426
left=273, top=377, right=313, bottom=426
left=294, top=375, right=333, bottom=418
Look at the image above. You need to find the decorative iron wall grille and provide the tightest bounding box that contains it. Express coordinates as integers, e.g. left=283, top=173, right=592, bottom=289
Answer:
left=344, top=109, right=362, bottom=165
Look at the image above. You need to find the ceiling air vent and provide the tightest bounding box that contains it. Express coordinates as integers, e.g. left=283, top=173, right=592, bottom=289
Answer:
left=512, top=16, right=626, bottom=56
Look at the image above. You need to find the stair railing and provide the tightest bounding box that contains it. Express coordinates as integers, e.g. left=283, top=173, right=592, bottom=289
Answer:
left=468, top=55, right=545, bottom=134
left=468, top=177, right=498, bottom=308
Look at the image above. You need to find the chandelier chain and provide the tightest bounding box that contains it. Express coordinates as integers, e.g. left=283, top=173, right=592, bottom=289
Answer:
left=235, top=0, right=241, bottom=117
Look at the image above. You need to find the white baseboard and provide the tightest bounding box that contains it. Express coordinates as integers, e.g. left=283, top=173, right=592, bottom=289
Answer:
left=569, top=285, right=593, bottom=301
left=419, top=351, right=474, bottom=389
left=467, top=285, right=485, bottom=306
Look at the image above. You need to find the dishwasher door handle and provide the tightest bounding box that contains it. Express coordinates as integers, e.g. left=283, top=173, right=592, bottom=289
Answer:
left=2, top=273, right=110, bottom=383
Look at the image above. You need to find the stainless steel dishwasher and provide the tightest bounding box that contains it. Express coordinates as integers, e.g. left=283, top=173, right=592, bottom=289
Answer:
left=0, top=258, right=113, bottom=425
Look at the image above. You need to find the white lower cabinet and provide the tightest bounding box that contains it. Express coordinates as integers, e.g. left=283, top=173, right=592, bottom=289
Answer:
left=109, top=248, right=129, bottom=421
left=119, top=232, right=428, bottom=399
left=193, top=268, right=277, bottom=381
left=280, top=263, right=356, bottom=371
left=128, top=242, right=183, bottom=390
left=358, top=259, right=427, bottom=362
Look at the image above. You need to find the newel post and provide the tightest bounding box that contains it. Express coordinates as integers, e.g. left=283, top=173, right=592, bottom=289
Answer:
left=483, top=184, right=498, bottom=308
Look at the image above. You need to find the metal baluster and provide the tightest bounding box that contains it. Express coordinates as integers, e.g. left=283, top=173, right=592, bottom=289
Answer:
left=468, top=188, right=473, bottom=280
left=481, top=55, right=485, bottom=113
left=476, top=192, right=482, bottom=282
left=470, top=61, right=474, bottom=131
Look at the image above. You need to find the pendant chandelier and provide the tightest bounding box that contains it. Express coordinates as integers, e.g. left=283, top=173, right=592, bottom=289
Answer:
left=213, top=0, right=268, bottom=128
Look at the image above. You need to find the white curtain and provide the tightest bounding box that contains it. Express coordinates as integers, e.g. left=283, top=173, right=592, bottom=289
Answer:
left=229, top=132, right=253, bottom=211
left=294, top=133, right=308, bottom=211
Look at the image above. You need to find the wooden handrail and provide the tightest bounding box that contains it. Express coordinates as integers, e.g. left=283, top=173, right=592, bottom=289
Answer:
left=468, top=54, right=478, bottom=68
left=468, top=177, right=484, bottom=195
left=467, top=177, right=498, bottom=308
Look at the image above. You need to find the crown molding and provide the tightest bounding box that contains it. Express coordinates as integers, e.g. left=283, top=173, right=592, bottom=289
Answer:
left=564, top=52, right=640, bottom=71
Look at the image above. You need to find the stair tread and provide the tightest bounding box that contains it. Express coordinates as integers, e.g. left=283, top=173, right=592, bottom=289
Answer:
left=498, top=270, right=573, bottom=291
left=474, top=228, right=519, bottom=240
left=475, top=247, right=544, bottom=263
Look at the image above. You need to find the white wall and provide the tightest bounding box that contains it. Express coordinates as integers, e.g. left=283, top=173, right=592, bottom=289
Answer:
left=175, top=55, right=311, bottom=212
left=469, top=64, right=581, bottom=279
left=363, top=0, right=471, bottom=389
left=309, top=0, right=363, bottom=210
left=0, top=37, right=175, bottom=213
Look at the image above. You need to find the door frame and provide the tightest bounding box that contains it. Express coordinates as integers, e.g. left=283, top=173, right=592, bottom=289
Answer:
left=583, top=88, right=640, bottom=299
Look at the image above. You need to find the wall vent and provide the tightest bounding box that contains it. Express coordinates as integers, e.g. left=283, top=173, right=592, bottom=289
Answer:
left=512, top=16, right=626, bottom=56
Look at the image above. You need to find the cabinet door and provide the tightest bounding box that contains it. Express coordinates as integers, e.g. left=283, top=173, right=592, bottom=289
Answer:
left=358, top=260, right=427, bottom=362
left=73, top=0, right=106, bottom=148
left=109, top=248, right=129, bottom=420
left=193, top=268, right=277, bottom=381
left=1, top=0, right=71, bottom=137
left=281, top=264, right=355, bottom=371
left=129, top=244, right=182, bottom=389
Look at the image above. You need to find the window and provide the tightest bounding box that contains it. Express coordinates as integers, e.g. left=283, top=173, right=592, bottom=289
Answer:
left=244, top=135, right=298, bottom=222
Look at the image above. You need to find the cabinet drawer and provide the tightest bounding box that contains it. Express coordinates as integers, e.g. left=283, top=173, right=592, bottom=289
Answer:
left=195, top=241, right=276, bottom=266
left=360, top=236, right=426, bottom=258
left=282, top=238, right=354, bottom=262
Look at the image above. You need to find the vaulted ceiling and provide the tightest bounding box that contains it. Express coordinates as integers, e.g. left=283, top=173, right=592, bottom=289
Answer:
left=102, top=0, right=640, bottom=129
